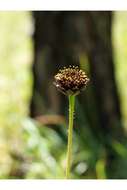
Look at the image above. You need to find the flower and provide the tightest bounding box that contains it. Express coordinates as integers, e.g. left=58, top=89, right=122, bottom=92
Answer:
left=54, top=66, right=90, bottom=96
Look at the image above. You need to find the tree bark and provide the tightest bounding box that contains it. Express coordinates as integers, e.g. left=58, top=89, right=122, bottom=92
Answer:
left=30, top=11, right=80, bottom=117
left=83, top=11, right=124, bottom=138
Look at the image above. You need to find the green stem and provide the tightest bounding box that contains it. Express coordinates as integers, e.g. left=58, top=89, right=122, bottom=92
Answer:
left=66, top=95, right=75, bottom=179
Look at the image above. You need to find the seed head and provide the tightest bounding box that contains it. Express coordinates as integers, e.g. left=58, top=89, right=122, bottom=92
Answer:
left=54, top=66, right=90, bottom=96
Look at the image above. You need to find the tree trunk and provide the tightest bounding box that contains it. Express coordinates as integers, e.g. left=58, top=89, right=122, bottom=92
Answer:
left=30, top=11, right=80, bottom=117
left=85, top=12, right=123, bottom=137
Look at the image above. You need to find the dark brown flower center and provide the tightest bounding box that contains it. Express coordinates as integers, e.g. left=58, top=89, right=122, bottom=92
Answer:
left=54, top=66, right=90, bottom=95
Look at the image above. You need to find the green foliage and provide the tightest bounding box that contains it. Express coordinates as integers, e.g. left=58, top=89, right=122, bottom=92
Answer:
left=22, top=118, right=66, bottom=178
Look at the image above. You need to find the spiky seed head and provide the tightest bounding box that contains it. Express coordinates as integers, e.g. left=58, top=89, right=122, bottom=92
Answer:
left=54, top=66, right=90, bottom=96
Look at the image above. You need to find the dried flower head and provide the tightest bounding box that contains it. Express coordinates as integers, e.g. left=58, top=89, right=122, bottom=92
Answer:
left=54, top=66, right=90, bottom=96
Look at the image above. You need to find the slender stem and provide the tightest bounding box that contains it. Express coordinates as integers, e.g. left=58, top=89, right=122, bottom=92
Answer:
left=66, top=95, right=75, bottom=179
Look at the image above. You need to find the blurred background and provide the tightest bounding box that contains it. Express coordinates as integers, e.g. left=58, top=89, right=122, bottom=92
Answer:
left=0, top=11, right=127, bottom=179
